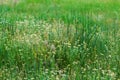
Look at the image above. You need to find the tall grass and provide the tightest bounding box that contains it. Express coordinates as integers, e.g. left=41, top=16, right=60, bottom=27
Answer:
left=0, top=0, right=120, bottom=80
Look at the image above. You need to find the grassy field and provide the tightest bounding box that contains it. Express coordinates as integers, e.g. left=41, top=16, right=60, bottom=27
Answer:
left=0, top=0, right=120, bottom=80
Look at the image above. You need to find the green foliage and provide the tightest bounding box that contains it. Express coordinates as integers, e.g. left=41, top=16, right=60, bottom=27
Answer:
left=0, top=0, right=120, bottom=80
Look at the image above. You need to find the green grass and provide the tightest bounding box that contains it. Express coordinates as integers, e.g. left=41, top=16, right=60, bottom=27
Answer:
left=0, top=0, right=120, bottom=80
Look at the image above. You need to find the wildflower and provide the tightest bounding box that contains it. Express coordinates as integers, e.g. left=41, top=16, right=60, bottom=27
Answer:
left=107, top=70, right=116, bottom=78
left=43, top=40, right=48, bottom=46
left=50, top=44, right=56, bottom=51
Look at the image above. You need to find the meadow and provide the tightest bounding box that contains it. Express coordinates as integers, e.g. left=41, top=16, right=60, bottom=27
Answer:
left=0, top=0, right=120, bottom=80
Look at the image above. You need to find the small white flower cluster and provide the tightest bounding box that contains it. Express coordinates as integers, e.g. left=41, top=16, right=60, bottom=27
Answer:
left=43, top=40, right=56, bottom=52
